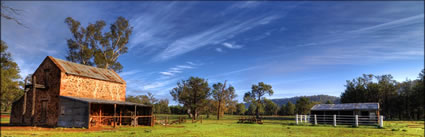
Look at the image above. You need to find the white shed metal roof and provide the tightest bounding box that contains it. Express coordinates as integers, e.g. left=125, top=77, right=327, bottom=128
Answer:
left=311, top=103, right=379, bottom=111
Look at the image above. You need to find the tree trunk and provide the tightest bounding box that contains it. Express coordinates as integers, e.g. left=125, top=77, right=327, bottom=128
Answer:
left=255, top=102, right=260, bottom=119
left=217, top=100, right=221, bottom=120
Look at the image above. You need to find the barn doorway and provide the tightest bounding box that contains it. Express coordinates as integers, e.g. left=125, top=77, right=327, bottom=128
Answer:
left=41, top=100, right=48, bottom=123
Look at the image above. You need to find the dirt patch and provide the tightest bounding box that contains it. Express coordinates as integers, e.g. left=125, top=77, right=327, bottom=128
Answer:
left=0, top=125, right=116, bottom=132
left=1, top=115, right=10, bottom=118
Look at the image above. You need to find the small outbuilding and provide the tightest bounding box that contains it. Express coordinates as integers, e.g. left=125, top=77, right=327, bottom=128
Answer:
left=310, top=103, right=380, bottom=125
left=10, top=56, right=153, bottom=128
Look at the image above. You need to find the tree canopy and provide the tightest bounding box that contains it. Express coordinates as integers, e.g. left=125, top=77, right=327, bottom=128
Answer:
left=170, top=77, right=211, bottom=120
left=212, top=81, right=237, bottom=120
left=64, top=16, right=132, bottom=72
left=340, top=72, right=424, bottom=120
left=1, top=41, right=23, bottom=112
left=244, top=82, right=273, bottom=118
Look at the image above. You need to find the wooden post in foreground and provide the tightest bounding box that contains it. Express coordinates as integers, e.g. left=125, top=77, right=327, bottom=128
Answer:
left=379, top=115, right=384, bottom=128
left=133, top=105, right=137, bottom=126
left=314, top=114, right=317, bottom=125
left=333, top=115, right=336, bottom=127
left=113, top=104, right=116, bottom=128
left=296, top=114, right=298, bottom=125
left=88, top=103, right=91, bottom=129
left=355, top=115, right=358, bottom=127
left=31, top=76, right=36, bottom=126
left=300, top=115, right=303, bottom=123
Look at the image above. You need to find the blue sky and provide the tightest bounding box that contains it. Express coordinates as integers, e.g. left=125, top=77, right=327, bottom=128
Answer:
left=1, top=1, right=424, bottom=104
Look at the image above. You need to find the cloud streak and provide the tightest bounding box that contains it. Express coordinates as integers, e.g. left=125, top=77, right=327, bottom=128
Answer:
left=153, top=15, right=281, bottom=61
left=222, top=42, right=243, bottom=49
left=159, top=62, right=197, bottom=77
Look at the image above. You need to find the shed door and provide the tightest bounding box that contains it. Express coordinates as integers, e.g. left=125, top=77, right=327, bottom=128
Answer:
left=41, top=100, right=48, bottom=123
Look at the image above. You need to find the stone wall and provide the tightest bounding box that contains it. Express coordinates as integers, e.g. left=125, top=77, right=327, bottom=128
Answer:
left=60, top=74, right=126, bottom=101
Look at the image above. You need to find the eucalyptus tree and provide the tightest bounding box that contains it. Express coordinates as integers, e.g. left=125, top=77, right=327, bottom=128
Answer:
left=64, top=17, right=97, bottom=65
left=235, top=103, right=246, bottom=115
left=170, top=77, right=211, bottom=120
left=93, top=17, right=132, bottom=72
left=64, top=16, right=132, bottom=72
left=1, top=2, right=25, bottom=27
left=244, top=82, right=273, bottom=118
left=212, top=81, right=237, bottom=120
left=0, top=41, right=23, bottom=111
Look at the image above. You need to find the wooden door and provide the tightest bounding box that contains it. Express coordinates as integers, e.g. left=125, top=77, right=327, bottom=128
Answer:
left=41, top=100, right=48, bottom=123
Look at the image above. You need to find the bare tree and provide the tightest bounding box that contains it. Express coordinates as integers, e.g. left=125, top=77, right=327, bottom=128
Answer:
left=1, top=2, right=26, bottom=27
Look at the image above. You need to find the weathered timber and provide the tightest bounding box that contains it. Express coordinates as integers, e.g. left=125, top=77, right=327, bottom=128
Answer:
left=31, top=76, right=36, bottom=126
left=10, top=56, right=152, bottom=128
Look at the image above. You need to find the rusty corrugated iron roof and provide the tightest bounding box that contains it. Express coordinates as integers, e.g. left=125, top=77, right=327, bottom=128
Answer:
left=60, top=96, right=151, bottom=107
left=311, top=103, right=379, bottom=111
left=48, top=56, right=125, bottom=84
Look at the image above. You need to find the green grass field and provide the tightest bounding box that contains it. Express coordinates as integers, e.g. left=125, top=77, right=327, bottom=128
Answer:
left=1, top=115, right=423, bottom=137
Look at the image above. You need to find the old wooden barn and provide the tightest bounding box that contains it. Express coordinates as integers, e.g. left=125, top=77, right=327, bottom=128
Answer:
left=10, top=56, right=153, bottom=128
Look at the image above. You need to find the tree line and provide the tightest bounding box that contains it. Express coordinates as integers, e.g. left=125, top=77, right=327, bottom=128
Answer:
left=127, top=76, right=329, bottom=120
left=127, top=70, right=424, bottom=121
left=340, top=71, right=424, bottom=120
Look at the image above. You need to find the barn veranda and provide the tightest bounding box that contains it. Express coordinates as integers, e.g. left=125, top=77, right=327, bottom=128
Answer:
left=58, top=96, right=153, bottom=128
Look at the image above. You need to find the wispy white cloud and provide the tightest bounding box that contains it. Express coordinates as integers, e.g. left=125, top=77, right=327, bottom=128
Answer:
left=159, top=72, right=175, bottom=76
left=128, top=2, right=194, bottom=55
left=159, top=62, right=197, bottom=77
left=154, top=15, right=281, bottom=61
left=294, top=14, right=424, bottom=65
left=120, top=70, right=142, bottom=77
left=222, top=42, right=243, bottom=49
left=349, top=14, right=424, bottom=34
left=143, top=80, right=172, bottom=90
left=296, top=14, right=424, bottom=48
left=209, top=66, right=263, bottom=78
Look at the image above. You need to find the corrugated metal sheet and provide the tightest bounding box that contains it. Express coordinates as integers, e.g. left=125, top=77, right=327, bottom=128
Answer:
left=311, top=103, right=379, bottom=111
left=60, top=96, right=151, bottom=107
left=49, top=56, right=125, bottom=83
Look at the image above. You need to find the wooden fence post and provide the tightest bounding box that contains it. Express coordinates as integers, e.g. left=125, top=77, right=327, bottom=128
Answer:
left=333, top=115, right=336, bottom=127
left=300, top=115, right=303, bottom=123
left=31, top=76, right=36, bottom=126
left=113, top=104, right=116, bottom=128
left=304, top=115, right=307, bottom=123
left=296, top=114, right=298, bottom=125
left=355, top=115, right=358, bottom=127
left=314, top=114, right=317, bottom=125
left=379, top=115, right=384, bottom=128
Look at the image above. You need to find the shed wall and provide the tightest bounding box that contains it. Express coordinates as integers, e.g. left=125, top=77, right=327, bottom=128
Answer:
left=57, top=97, right=89, bottom=128
left=10, top=97, right=24, bottom=125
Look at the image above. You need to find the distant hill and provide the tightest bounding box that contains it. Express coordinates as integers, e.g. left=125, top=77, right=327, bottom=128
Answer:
left=271, top=95, right=340, bottom=106
left=245, top=95, right=340, bottom=108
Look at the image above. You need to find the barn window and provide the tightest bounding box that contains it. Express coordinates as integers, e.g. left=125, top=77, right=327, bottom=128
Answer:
left=61, top=106, right=65, bottom=115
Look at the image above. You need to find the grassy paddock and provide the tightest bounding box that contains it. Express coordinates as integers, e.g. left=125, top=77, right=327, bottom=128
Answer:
left=1, top=114, right=423, bottom=137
